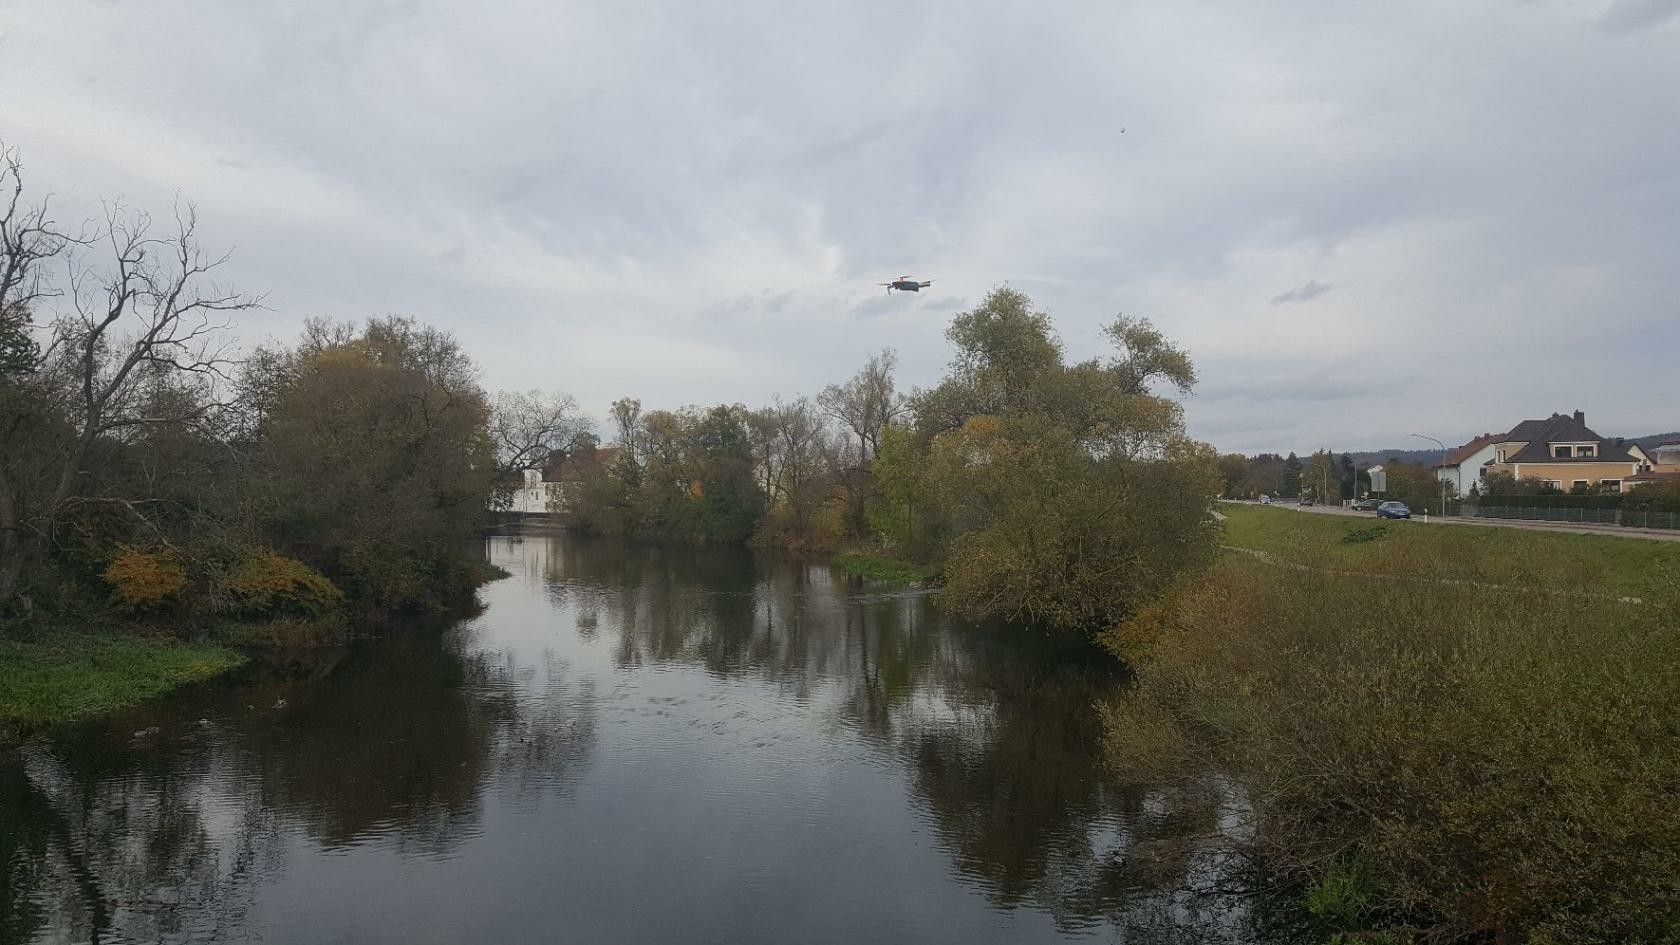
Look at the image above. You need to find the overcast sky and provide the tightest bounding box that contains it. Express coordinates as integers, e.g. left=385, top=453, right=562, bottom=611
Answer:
left=3, top=0, right=1677, bottom=453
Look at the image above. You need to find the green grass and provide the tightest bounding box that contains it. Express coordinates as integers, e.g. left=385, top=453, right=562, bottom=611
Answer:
left=0, top=634, right=246, bottom=740
left=832, top=552, right=939, bottom=585
left=1219, top=503, right=1680, bottom=599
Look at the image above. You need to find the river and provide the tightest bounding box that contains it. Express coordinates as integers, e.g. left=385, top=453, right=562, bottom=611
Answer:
left=1, top=532, right=1251, bottom=944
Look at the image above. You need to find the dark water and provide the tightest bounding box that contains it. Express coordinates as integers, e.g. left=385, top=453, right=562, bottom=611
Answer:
left=2, top=533, right=1249, bottom=944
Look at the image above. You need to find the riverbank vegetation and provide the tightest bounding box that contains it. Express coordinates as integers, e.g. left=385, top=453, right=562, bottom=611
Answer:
left=0, top=145, right=563, bottom=734
left=1104, top=505, right=1680, bottom=942
left=568, top=287, right=1221, bottom=630
left=0, top=634, right=245, bottom=741
left=830, top=552, right=938, bottom=585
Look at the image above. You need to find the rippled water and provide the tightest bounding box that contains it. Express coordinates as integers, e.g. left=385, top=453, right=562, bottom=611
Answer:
left=1, top=533, right=1251, bottom=944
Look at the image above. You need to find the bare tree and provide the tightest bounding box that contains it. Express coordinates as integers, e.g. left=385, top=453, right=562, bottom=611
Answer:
left=0, top=170, right=260, bottom=609
left=1, top=143, right=75, bottom=376
left=819, top=348, right=905, bottom=465
left=490, top=389, right=591, bottom=474
left=764, top=396, right=832, bottom=533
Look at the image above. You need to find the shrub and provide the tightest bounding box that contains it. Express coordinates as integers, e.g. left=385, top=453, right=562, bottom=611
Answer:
left=1103, top=550, right=1680, bottom=943
left=101, top=546, right=188, bottom=610
left=1340, top=524, right=1388, bottom=545
left=223, top=551, right=345, bottom=617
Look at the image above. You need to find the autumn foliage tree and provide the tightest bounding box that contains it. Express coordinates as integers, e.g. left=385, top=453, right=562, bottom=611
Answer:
left=247, top=318, right=499, bottom=611
left=898, top=288, right=1221, bottom=633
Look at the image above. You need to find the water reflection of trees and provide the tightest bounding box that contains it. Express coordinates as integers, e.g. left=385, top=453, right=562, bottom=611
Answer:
left=540, top=533, right=1246, bottom=937
left=1, top=737, right=275, bottom=944
left=0, top=613, right=598, bottom=943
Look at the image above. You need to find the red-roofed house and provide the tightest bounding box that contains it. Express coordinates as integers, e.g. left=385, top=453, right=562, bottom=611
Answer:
left=1433, top=433, right=1503, bottom=497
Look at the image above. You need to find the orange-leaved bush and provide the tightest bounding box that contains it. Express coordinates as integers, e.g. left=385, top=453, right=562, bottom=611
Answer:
left=102, top=546, right=188, bottom=610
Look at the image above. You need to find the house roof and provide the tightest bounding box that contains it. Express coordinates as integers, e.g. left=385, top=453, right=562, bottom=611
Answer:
left=1435, top=433, right=1501, bottom=469
left=1502, top=414, right=1643, bottom=464
left=544, top=445, right=622, bottom=481
left=1626, top=468, right=1680, bottom=483
left=1502, top=417, right=1558, bottom=443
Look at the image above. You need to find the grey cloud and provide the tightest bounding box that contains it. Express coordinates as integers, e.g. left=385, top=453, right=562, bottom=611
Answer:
left=1270, top=281, right=1333, bottom=305
left=1, top=0, right=1675, bottom=453
left=1598, top=0, right=1680, bottom=32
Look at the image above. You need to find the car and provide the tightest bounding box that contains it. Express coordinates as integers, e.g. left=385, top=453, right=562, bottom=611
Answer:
left=1259, top=495, right=1272, bottom=505
left=1376, top=501, right=1412, bottom=519
left=1297, top=496, right=1315, bottom=507
left=1352, top=498, right=1381, bottom=511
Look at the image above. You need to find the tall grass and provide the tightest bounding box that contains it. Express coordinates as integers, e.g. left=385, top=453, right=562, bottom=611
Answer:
left=1103, top=535, right=1680, bottom=942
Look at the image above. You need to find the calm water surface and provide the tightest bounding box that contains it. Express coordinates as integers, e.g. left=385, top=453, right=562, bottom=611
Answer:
left=2, top=534, right=1249, bottom=944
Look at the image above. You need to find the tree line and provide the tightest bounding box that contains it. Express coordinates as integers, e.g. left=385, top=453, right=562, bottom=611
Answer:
left=566, top=287, right=1221, bottom=634
left=1218, top=450, right=1441, bottom=507
left=3, top=142, right=1221, bottom=644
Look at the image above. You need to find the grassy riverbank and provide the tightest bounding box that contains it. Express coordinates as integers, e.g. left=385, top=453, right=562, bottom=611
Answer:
left=0, top=633, right=246, bottom=742
left=1104, top=503, right=1680, bottom=942
left=831, top=552, right=940, bottom=585
left=1220, top=502, right=1677, bottom=599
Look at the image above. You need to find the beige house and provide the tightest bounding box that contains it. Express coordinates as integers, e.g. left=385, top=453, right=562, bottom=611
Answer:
left=1481, top=411, right=1650, bottom=493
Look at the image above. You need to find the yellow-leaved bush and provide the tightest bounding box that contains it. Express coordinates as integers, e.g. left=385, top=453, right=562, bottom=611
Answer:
left=102, top=546, right=189, bottom=610
left=224, top=551, right=344, bottom=617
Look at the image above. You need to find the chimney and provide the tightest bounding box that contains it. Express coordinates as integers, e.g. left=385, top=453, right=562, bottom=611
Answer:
left=1574, top=410, right=1585, bottom=424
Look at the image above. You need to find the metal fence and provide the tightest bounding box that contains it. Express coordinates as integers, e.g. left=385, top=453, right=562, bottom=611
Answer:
left=1470, top=505, right=1680, bottom=530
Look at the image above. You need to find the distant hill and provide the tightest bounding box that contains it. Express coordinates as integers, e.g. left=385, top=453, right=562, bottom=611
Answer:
left=1629, top=432, right=1680, bottom=451
left=1329, top=432, right=1678, bottom=467
left=1347, top=448, right=1435, bottom=467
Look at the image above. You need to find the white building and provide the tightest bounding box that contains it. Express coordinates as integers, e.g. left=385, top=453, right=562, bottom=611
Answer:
left=1433, top=433, right=1502, bottom=497
left=1626, top=439, right=1680, bottom=490
left=508, top=468, right=560, bottom=515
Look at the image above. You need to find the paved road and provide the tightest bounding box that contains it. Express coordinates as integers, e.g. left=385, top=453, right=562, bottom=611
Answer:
left=1227, top=500, right=1680, bottom=543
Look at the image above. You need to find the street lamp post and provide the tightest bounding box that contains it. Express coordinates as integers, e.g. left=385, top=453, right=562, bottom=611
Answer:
left=1412, top=433, right=1448, bottom=516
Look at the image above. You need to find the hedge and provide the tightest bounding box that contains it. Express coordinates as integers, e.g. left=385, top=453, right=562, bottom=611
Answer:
left=1472, top=492, right=1680, bottom=513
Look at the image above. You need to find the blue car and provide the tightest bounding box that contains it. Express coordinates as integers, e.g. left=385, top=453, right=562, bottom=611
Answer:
left=1376, top=501, right=1411, bottom=520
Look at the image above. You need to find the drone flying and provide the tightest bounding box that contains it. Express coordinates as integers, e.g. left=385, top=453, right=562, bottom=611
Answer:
left=880, top=276, right=933, bottom=294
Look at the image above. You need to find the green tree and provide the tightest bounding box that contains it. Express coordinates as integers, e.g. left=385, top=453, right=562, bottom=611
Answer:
left=691, top=404, right=765, bottom=543
left=867, top=423, right=938, bottom=557
left=250, top=317, right=497, bottom=611
left=914, top=288, right=1219, bottom=634
left=1281, top=452, right=1302, bottom=498
left=1218, top=453, right=1252, bottom=498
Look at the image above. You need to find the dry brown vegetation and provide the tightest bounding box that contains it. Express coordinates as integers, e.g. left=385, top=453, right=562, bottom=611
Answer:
left=1103, top=529, right=1680, bottom=943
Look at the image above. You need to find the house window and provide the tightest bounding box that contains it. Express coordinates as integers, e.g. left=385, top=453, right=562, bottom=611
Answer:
left=1602, top=479, right=1621, bottom=493
left=1578, top=445, right=1595, bottom=457
left=1552, top=445, right=1572, bottom=458
left=1572, top=480, right=1589, bottom=490
left=1495, top=449, right=1506, bottom=462
left=1541, top=480, right=1563, bottom=491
